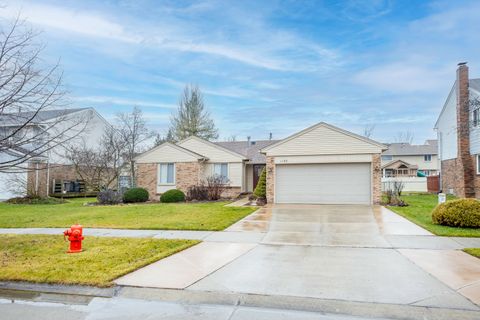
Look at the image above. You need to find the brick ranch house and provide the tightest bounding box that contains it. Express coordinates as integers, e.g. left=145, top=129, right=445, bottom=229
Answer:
left=135, top=122, right=387, bottom=205
left=435, top=62, right=480, bottom=197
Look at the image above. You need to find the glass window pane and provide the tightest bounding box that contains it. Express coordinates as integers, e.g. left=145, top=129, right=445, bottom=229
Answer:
left=167, top=163, right=174, bottom=183
left=221, top=164, right=228, bottom=178
left=160, top=164, right=168, bottom=184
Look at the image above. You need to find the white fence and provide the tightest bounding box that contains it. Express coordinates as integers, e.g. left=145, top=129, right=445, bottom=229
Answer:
left=381, top=177, right=427, bottom=192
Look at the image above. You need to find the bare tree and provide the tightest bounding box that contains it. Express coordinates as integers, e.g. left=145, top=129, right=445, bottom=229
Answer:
left=117, top=106, right=153, bottom=187
left=362, top=124, right=375, bottom=138
left=65, top=127, right=126, bottom=191
left=393, top=131, right=414, bottom=144
left=0, top=17, right=88, bottom=172
left=169, top=85, right=218, bottom=141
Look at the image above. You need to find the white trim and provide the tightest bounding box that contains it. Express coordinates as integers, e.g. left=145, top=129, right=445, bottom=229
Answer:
left=477, top=155, right=480, bottom=175
left=157, top=162, right=176, bottom=185
left=261, top=122, right=387, bottom=153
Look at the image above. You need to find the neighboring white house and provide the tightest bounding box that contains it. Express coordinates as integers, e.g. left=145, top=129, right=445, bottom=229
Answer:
left=380, top=140, right=438, bottom=192
left=434, top=62, right=480, bottom=197
left=136, top=122, right=387, bottom=205
left=0, top=107, right=111, bottom=199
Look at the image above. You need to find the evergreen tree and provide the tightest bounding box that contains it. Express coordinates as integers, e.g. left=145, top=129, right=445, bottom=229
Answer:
left=253, top=167, right=267, bottom=199
left=169, top=85, right=218, bottom=141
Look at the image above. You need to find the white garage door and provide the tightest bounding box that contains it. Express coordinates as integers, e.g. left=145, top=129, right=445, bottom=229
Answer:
left=275, top=163, right=371, bottom=204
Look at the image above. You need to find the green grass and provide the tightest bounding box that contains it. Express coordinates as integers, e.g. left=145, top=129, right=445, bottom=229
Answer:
left=464, top=248, right=480, bottom=258
left=388, top=193, right=480, bottom=237
left=0, top=198, right=256, bottom=230
left=0, top=234, right=198, bottom=286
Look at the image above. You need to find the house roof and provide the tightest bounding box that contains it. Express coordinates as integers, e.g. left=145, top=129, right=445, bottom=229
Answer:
left=260, top=122, right=387, bottom=153
left=471, top=79, right=480, bottom=93
left=0, top=108, right=90, bottom=127
left=215, top=140, right=280, bottom=164
left=381, top=159, right=418, bottom=170
left=382, top=141, right=437, bottom=156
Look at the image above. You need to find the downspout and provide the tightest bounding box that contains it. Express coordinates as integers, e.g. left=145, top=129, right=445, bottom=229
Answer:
left=35, top=162, right=39, bottom=195
left=46, top=160, right=50, bottom=197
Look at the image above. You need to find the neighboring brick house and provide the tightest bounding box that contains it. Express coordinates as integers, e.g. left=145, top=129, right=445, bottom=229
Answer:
left=136, top=122, right=386, bottom=204
left=435, top=62, right=480, bottom=197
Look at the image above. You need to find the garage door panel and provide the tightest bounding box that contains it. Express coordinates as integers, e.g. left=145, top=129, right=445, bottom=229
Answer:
left=275, top=163, right=371, bottom=204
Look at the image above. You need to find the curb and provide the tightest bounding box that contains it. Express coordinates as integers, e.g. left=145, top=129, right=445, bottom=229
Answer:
left=117, top=286, right=480, bottom=320
left=0, top=281, right=117, bottom=299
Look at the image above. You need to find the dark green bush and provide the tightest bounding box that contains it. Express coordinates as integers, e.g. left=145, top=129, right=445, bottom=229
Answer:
left=253, top=167, right=266, bottom=200
left=160, top=189, right=185, bottom=203
left=432, top=198, right=480, bottom=228
left=123, top=187, right=149, bottom=203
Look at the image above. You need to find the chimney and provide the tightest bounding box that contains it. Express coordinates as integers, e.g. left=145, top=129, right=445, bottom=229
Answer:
left=456, top=62, right=475, bottom=197
left=247, top=136, right=251, bottom=146
left=269, top=132, right=273, bottom=140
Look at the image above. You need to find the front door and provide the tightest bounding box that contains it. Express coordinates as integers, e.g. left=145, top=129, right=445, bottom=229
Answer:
left=253, top=164, right=265, bottom=190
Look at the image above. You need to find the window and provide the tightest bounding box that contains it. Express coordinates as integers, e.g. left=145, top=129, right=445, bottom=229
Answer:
left=381, top=155, right=393, bottom=161
left=424, top=154, right=432, bottom=162
left=477, top=155, right=480, bottom=175
left=158, top=163, right=175, bottom=184
left=213, top=163, right=228, bottom=179
left=474, top=109, right=480, bottom=127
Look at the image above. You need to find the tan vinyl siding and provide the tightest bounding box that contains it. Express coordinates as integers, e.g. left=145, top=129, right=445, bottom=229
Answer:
left=265, top=125, right=382, bottom=156
left=178, top=138, right=244, bottom=162
left=136, top=144, right=199, bottom=163
left=246, top=165, right=254, bottom=192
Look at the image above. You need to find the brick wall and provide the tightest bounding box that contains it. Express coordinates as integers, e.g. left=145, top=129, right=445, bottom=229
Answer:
left=266, top=156, right=275, bottom=203
left=176, top=162, right=202, bottom=194
left=136, top=163, right=158, bottom=200
left=371, top=154, right=382, bottom=204
left=27, top=162, right=78, bottom=197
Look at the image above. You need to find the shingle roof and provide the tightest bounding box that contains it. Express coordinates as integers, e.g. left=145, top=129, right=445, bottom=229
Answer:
left=0, top=108, right=89, bottom=126
left=471, top=79, right=480, bottom=93
left=382, top=141, right=438, bottom=156
left=215, top=140, right=280, bottom=163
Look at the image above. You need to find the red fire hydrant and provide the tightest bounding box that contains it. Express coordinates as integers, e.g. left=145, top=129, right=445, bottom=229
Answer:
left=63, top=224, right=84, bottom=253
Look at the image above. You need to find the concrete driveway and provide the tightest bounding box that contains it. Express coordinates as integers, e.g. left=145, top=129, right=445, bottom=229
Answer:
left=116, top=204, right=480, bottom=318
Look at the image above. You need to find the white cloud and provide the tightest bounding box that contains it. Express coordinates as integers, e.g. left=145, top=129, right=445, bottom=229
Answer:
left=0, top=0, right=340, bottom=72
left=74, top=96, right=176, bottom=109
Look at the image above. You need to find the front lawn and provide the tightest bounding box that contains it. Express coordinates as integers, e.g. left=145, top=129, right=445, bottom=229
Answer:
left=464, top=248, right=480, bottom=258
left=0, top=234, right=198, bottom=287
left=388, top=193, right=480, bottom=237
left=0, top=198, right=256, bottom=230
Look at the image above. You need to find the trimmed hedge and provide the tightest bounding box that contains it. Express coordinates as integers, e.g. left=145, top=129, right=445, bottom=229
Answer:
left=160, top=189, right=186, bottom=203
left=432, top=198, right=480, bottom=228
left=123, top=187, right=149, bottom=203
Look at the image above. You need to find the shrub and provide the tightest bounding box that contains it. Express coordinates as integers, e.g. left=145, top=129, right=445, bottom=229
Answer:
left=123, top=187, right=149, bottom=203
left=253, top=167, right=266, bottom=200
left=5, top=196, right=66, bottom=205
left=205, top=174, right=230, bottom=200
left=97, top=189, right=123, bottom=205
left=187, top=184, right=209, bottom=201
left=160, top=189, right=185, bottom=203
left=432, top=198, right=480, bottom=228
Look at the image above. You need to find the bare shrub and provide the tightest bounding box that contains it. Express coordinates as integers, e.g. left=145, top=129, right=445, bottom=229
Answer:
left=205, top=174, right=229, bottom=200
left=187, top=184, right=209, bottom=201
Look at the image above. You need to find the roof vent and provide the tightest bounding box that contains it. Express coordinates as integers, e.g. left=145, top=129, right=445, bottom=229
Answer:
left=251, top=141, right=256, bottom=145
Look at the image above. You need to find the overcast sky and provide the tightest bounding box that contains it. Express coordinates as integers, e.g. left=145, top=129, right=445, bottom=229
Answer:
left=1, top=0, right=478, bottom=143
